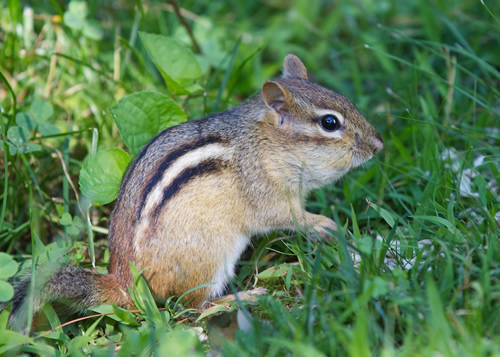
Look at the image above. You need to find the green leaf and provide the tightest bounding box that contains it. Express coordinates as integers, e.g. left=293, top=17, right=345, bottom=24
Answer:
left=63, top=12, right=84, bottom=31
left=63, top=1, right=87, bottom=31
left=67, top=335, right=95, bottom=355
left=0, top=253, right=18, bottom=279
left=38, top=122, right=60, bottom=136
left=369, top=202, right=405, bottom=239
left=33, top=231, right=47, bottom=257
left=68, top=0, right=88, bottom=17
left=17, top=143, right=41, bottom=154
left=426, top=276, right=452, bottom=342
left=83, top=314, right=103, bottom=337
left=112, top=305, right=140, bottom=326
left=79, top=148, right=131, bottom=204
left=28, top=99, right=53, bottom=122
left=0, top=280, right=14, bottom=302
left=349, top=309, right=371, bottom=357
left=474, top=175, right=488, bottom=207
left=157, top=330, right=203, bottom=356
left=60, top=212, right=73, bottom=226
left=16, top=112, right=37, bottom=131
left=197, top=304, right=233, bottom=321
left=67, top=225, right=80, bottom=236
left=356, top=236, right=373, bottom=255
left=59, top=212, right=83, bottom=236
left=365, top=277, right=389, bottom=298
left=73, top=215, right=84, bottom=229
left=110, top=91, right=187, bottom=155
left=412, top=215, right=455, bottom=230
left=83, top=20, right=103, bottom=40
left=183, top=82, right=204, bottom=94
left=139, top=32, right=202, bottom=94
left=257, top=264, right=292, bottom=280
left=351, top=205, right=361, bottom=240
left=0, top=329, right=31, bottom=345
left=128, top=262, right=164, bottom=325
left=6, top=142, right=17, bottom=154
left=412, top=215, right=464, bottom=239
left=7, top=126, right=30, bottom=147
left=0, top=304, right=9, bottom=329
left=41, top=304, right=63, bottom=331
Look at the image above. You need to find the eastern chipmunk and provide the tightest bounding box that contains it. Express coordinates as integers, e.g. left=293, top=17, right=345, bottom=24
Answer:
left=8, top=54, right=383, bottom=328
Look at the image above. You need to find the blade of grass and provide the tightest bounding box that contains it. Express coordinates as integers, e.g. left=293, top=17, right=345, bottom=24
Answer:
left=0, top=71, right=17, bottom=238
left=212, top=36, right=241, bottom=112
left=62, top=136, right=69, bottom=244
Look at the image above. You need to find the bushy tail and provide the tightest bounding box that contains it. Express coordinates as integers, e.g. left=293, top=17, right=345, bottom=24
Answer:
left=7, top=264, right=130, bottom=332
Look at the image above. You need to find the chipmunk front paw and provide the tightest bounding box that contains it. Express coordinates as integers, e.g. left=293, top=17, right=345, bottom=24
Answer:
left=305, top=213, right=337, bottom=241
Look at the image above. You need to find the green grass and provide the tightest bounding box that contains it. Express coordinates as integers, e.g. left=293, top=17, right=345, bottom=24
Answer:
left=1, top=0, right=499, bottom=355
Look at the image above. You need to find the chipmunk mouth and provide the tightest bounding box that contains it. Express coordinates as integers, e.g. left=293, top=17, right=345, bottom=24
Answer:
left=350, top=149, right=373, bottom=169
left=350, top=133, right=381, bottom=168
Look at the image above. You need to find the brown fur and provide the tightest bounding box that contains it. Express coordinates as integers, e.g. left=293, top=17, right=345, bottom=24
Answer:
left=7, top=54, right=383, bottom=329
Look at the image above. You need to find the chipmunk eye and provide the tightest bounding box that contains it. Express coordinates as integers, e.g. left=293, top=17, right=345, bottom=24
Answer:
left=319, top=115, right=341, bottom=132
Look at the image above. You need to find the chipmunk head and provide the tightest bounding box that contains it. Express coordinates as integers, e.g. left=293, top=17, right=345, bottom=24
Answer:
left=260, top=54, right=383, bottom=190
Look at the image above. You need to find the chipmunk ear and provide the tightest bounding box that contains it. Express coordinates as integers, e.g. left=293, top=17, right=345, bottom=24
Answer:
left=262, top=81, right=293, bottom=111
left=283, top=54, right=308, bottom=80
left=261, top=81, right=295, bottom=126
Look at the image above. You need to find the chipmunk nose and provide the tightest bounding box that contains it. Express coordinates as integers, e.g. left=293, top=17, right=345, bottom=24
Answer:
left=370, top=133, right=384, bottom=154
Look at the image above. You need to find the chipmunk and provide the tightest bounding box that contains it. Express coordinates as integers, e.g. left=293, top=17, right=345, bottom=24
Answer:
left=7, top=54, right=383, bottom=329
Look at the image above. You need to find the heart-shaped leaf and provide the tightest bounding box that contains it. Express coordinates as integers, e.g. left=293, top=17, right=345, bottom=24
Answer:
left=0, top=280, right=14, bottom=302
left=0, top=253, right=19, bottom=280
left=38, top=122, right=60, bottom=136
left=110, top=90, right=186, bottom=155
left=29, top=100, right=53, bottom=122
left=139, top=32, right=202, bottom=94
left=7, top=126, right=30, bottom=147
left=60, top=212, right=73, bottom=226
left=83, top=19, right=103, bottom=40
left=16, top=112, right=37, bottom=131
left=79, top=148, right=131, bottom=204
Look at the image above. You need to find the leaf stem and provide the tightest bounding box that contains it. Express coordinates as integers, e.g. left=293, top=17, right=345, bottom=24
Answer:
left=167, top=0, right=201, bottom=54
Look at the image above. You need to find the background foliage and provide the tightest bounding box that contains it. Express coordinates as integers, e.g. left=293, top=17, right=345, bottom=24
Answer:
left=0, top=0, right=499, bottom=355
